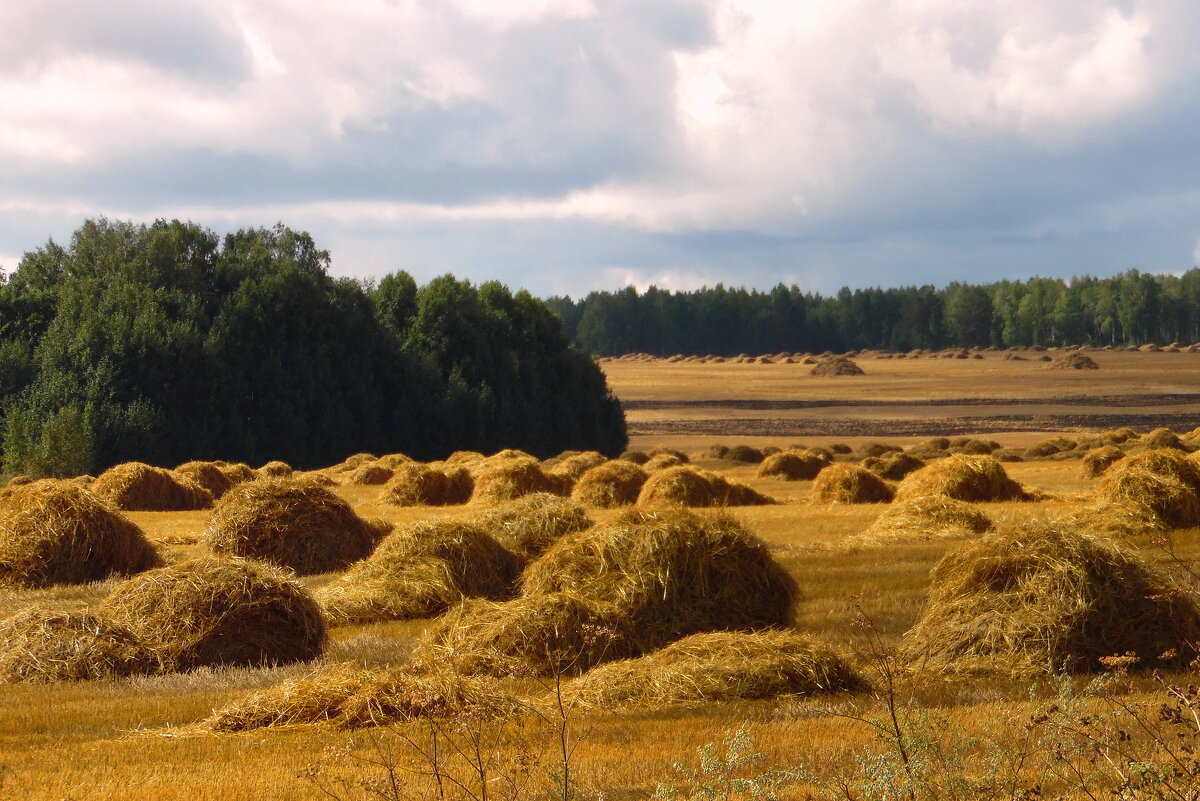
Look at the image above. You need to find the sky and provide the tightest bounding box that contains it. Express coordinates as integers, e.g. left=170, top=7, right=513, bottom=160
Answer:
left=1, top=0, right=1199, bottom=297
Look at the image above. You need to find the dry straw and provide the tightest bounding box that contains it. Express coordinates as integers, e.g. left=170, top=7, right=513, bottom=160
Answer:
left=470, top=458, right=570, bottom=504
left=99, top=556, right=327, bottom=670
left=258, top=460, right=293, bottom=478
left=861, top=452, right=925, bottom=481
left=0, top=482, right=160, bottom=587
left=349, top=463, right=394, bottom=485
left=1046, top=352, right=1099, bottom=370
left=91, top=461, right=213, bottom=511
left=756, top=450, right=828, bottom=481
left=544, top=450, right=609, bottom=480
left=571, top=460, right=649, bottom=508
left=379, top=462, right=473, bottom=506
left=636, top=466, right=774, bottom=507
left=215, top=462, right=259, bottom=485
left=172, top=461, right=234, bottom=499
left=894, top=454, right=1030, bottom=503
left=852, top=495, right=993, bottom=545
left=810, top=464, right=893, bottom=504
left=901, top=521, right=1200, bottom=674
left=1093, top=448, right=1200, bottom=529
left=473, top=493, right=593, bottom=558
left=203, top=663, right=520, bottom=731
left=207, top=478, right=384, bottom=574
left=1141, top=427, right=1188, bottom=451
left=619, top=450, right=651, bottom=465
left=0, top=610, right=160, bottom=683
left=567, top=630, right=863, bottom=709
left=1081, top=445, right=1125, bottom=478
left=811, top=355, right=864, bottom=376
left=315, top=519, right=524, bottom=625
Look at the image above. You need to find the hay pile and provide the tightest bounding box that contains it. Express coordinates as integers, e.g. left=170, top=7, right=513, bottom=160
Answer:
left=1093, top=448, right=1200, bottom=529
left=215, top=462, right=259, bottom=485
left=571, top=461, right=649, bottom=507
left=202, top=664, right=520, bottom=731
left=207, top=479, right=383, bottom=574
left=259, top=461, right=293, bottom=478
left=619, top=450, right=651, bottom=465
left=99, top=556, right=326, bottom=670
left=756, top=450, right=828, bottom=480
left=349, top=462, right=394, bottom=485
left=475, top=493, right=593, bottom=557
left=901, top=522, right=1200, bottom=674
left=810, top=464, right=893, bottom=504
left=315, top=520, right=524, bottom=625
left=894, top=455, right=1030, bottom=503
left=379, top=462, right=473, bottom=506
left=1081, top=446, right=1125, bottom=478
left=725, top=445, right=765, bottom=463
left=1141, top=427, right=1187, bottom=451
left=853, top=496, right=993, bottom=545
left=567, top=630, right=862, bottom=708
left=417, top=510, right=797, bottom=676
left=545, top=451, right=608, bottom=480
left=636, top=467, right=774, bottom=507
left=470, top=458, right=569, bottom=504
left=0, top=482, right=160, bottom=587
left=0, top=610, right=161, bottom=683
left=644, top=453, right=685, bottom=471
left=811, top=355, right=864, bottom=376
left=861, top=452, right=925, bottom=481
left=1046, top=352, right=1099, bottom=370
left=172, top=461, right=234, bottom=499
left=91, top=462, right=213, bottom=511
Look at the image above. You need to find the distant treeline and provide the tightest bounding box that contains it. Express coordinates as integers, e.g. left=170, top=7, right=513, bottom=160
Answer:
left=0, top=219, right=625, bottom=476
left=546, top=271, right=1200, bottom=356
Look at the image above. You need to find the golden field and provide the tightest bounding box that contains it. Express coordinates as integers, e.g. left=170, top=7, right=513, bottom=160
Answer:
left=1, top=350, right=1199, bottom=800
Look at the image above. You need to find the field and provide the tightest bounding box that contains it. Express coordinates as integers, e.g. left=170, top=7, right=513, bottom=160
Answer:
left=2, top=348, right=1200, bottom=800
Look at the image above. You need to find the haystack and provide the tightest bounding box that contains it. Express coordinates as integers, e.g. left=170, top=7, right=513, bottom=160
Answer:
left=1081, top=446, right=1125, bottom=478
left=637, top=467, right=774, bottom=507
left=445, top=450, right=486, bottom=467
left=810, top=464, right=893, bottom=504
left=173, top=461, right=235, bottom=499
left=1141, top=427, right=1187, bottom=451
left=99, top=556, right=326, bottom=670
left=379, top=462, right=473, bottom=506
left=853, top=496, right=992, bottom=545
left=644, top=453, right=685, bottom=471
left=377, top=453, right=413, bottom=469
left=725, top=445, right=764, bottom=463
left=894, top=455, right=1029, bottom=503
left=0, top=482, right=160, bottom=587
left=203, top=664, right=519, bottom=731
left=315, top=520, right=523, bottom=625
left=332, top=453, right=377, bottom=473
left=811, top=355, right=864, bottom=376
left=347, top=463, right=391, bottom=485
left=572, top=461, right=649, bottom=508
left=619, top=450, right=651, bottom=465
left=1099, top=427, right=1139, bottom=445
left=470, top=459, right=569, bottom=504
left=545, top=451, right=608, bottom=480
left=1047, top=352, right=1099, bottom=370
left=861, top=452, right=925, bottom=481
left=648, top=447, right=689, bottom=463
left=567, top=630, right=862, bottom=708
left=216, top=462, right=258, bottom=485
left=475, top=493, right=593, bottom=557
left=0, top=610, right=160, bottom=683
left=207, top=479, right=383, bottom=574
left=901, top=522, right=1200, bottom=674
left=1027, top=437, right=1078, bottom=458
left=858, top=442, right=903, bottom=458
left=5, top=475, right=33, bottom=488
left=1094, top=448, right=1200, bottom=529
left=91, top=462, right=213, bottom=511
left=755, top=450, right=828, bottom=480
left=258, top=461, right=293, bottom=478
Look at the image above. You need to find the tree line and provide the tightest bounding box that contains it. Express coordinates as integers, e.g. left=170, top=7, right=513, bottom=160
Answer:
left=0, top=219, right=626, bottom=476
left=546, top=270, right=1200, bottom=356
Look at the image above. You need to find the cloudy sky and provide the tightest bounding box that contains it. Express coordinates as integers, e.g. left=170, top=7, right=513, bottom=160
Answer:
left=2, top=0, right=1198, bottom=296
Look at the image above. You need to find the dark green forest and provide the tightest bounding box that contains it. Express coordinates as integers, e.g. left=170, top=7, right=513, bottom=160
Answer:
left=0, top=219, right=626, bottom=476
left=547, top=271, right=1200, bottom=356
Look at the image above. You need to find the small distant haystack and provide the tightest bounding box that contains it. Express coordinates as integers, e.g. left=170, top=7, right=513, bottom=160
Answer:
left=207, top=479, right=382, bottom=574
left=203, top=664, right=519, bottom=731
left=91, top=462, right=213, bottom=511
left=619, top=450, right=651, bottom=465
left=316, top=520, right=523, bottom=625
left=567, top=630, right=862, bottom=708
left=858, top=442, right=903, bottom=458
left=99, top=556, right=326, bottom=670
left=572, top=461, right=649, bottom=508
left=1141, top=427, right=1187, bottom=451
left=0, top=610, right=160, bottom=683
left=636, top=467, right=775, bottom=508
left=756, top=450, right=828, bottom=481
left=1095, top=448, right=1200, bottom=529
left=173, top=461, right=234, bottom=499
left=216, top=462, right=259, bottom=485
left=811, top=355, right=864, bottom=376
left=380, top=462, right=472, bottom=506
left=1081, top=446, right=1125, bottom=478
left=377, top=454, right=413, bottom=469
left=445, top=451, right=486, bottom=468
left=473, top=493, right=593, bottom=558
left=1047, top=352, right=1099, bottom=370
left=854, top=496, right=993, bottom=545
left=0, top=482, right=160, bottom=588
left=1099, top=427, right=1139, bottom=445
left=545, top=451, right=608, bottom=480
left=332, top=453, right=377, bottom=474
left=901, top=522, right=1200, bottom=674
left=861, top=452, right=925, bottom=481
left=644, top=453, right=685, bottom=471
left=259, top=461, right=293, bottom=478
left=894, top=455, right=1029, bottom=503
left=1027, top=437, right=1078, bottom=458
left=725, top=445, right=765, bottom=464
left=810, top=464, right=893, bottom=504
left=471, top=459, right=569, bottom=504
left=349, top=462, right=394, bottom=485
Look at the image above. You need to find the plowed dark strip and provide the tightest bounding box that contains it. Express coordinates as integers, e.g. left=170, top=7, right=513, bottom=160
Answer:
left=621, top=394, right=1200, bottom=411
